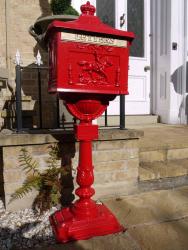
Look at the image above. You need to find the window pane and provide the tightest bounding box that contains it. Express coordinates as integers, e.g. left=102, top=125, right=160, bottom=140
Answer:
left=128, top=0, right=144, bottom=57
left=96, top=0, right=115, bottom=28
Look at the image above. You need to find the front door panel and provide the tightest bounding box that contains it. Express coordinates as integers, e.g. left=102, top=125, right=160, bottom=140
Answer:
left=72, top=0, right=151, bottom=115
left=126, top=0, right=151, bottom=114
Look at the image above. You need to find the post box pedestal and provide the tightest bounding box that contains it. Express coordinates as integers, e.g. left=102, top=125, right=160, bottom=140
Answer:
left=50, top=203, right=124, bottom=243
left=45, top=1, right=135, bottom=243
left=50, top=121, right=124, bottom=243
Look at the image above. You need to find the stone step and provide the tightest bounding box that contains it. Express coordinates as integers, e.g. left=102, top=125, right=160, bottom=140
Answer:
left=97, top=115, right=159, bottom=126
left=139, top=159, right=188, bottom=191
left=139, top=124, right=188, bottom=162
left=140, top=146, right=188, bottom=163
left=139, top=159, right=188, bottom=182
left=137, top=125, right=188, bottom=190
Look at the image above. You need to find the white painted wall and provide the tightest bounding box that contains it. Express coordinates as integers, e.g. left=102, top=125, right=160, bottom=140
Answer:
left=152, top=0, right=187, bottom=124
left=168, top=0, right=184, bottom=124
left=186, top=0, right=188, bottom=124
left=181, top=0, right=188, bottom=124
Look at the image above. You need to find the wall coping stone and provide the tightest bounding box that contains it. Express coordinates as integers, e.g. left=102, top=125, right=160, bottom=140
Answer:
left=98, top=128, right=144, bottom=141
left=0, top=128, right=144, bottom=147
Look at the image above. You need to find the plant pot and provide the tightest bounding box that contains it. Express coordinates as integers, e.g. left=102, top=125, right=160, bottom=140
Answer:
left=29, top=15, right=78, bottom=50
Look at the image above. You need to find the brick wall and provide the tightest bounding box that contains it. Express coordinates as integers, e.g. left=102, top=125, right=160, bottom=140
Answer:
left=0, top=0, right=58, bottom=129
left=0, top=0, right=6, bottom=68
left=3, top=143, right=58, bottom=210
left=20, top=68, right=58, bottom=128
left=0, top=129, right=143, bottom=211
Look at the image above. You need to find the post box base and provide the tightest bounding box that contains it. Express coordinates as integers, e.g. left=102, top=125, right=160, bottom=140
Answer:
left=50, top=203, right=125, bottom=243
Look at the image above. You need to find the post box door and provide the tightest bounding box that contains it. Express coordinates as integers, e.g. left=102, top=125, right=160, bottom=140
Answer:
left=53, top=30, right=131, bottom=95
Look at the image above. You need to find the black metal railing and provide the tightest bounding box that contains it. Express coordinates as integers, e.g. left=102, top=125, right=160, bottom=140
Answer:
left=15, top=64, right=22, bottom=131
left=15, top=65, right=126, bottom=132
left=15, top=64, right=61, bottom=132
left=120, top=95, right=125, bottom=129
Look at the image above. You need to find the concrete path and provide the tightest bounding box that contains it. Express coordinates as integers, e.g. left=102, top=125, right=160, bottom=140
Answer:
left=36, top=185, right=188, bottom=250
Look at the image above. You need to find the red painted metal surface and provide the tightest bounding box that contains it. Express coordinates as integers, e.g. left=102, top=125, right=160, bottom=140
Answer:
left=50, top=120, right=124, bottom=243
left=46, top=1, right=134, bottom=95
left=46, top=1, right=134, bottom=243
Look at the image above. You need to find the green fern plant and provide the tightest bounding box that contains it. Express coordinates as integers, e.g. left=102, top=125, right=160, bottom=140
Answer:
left=10, top=145, right=68, bottom=213
left=50, top=0, right=79, bottom=15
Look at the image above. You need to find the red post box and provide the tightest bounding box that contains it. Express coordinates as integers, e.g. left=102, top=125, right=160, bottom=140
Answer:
left=45, top=1, right=134, bottom=243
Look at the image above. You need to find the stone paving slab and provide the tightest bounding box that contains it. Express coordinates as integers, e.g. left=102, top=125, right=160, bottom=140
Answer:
left=35, top=186, right=188, bottom=250
left=105, top=186, right=188, bottom=226
left=128, top=218, right=188, bottom=250
left=133, top=124, right=188, bottom=151
left=139, top=159, right=188, bottom=181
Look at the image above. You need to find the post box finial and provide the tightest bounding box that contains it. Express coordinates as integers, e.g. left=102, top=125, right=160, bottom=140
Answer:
left=81, top=1, right=96, bottom=16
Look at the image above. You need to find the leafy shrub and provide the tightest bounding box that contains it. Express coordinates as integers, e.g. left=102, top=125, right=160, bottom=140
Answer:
left=10, top=144, right=68, bottom=214
left=50, top=0, right=79, bottom=15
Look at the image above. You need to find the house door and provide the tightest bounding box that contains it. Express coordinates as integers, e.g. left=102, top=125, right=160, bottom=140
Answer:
left=72, top=0, right=151, bottom=115
left=97, top=0, right=151, bottom=115
left=126, top=0, right=151, bottom=115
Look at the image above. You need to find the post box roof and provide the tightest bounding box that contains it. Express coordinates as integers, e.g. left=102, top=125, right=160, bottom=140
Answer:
left=45, top=2, right=134, bottom=42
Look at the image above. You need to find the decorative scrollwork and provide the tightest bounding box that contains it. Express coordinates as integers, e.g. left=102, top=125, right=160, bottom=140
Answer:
left=77, top=45, right=113, bottom=86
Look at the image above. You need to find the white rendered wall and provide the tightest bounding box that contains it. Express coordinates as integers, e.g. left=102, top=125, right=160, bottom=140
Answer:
left=151, top=0, right=187, bottom=124
left=181, top=0, right=188, bottom=124
left=168, top=0, right=185, bottom=124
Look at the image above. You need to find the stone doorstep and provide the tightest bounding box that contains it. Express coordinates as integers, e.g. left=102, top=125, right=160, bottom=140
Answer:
left=140, top=149, right=167, bottom=163
left=140, top=147, right=188, bottom=163
left=97, top=115, right=159, bottom=126
left=137, top=125, right=188, bottom=187
left=139, top=175, right=188, bottom=192
left=140, top=143, right=188, bottom=152
left=139, top=159, right=188, bottom=182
